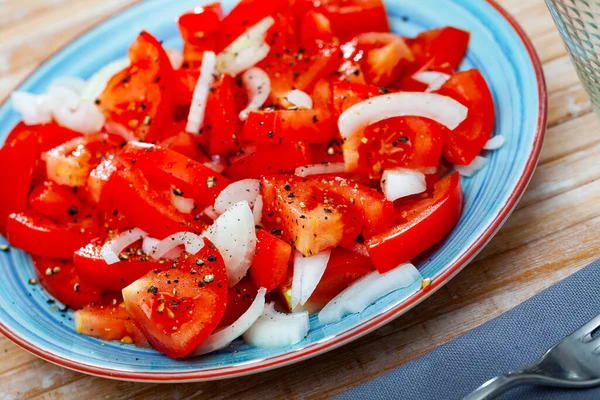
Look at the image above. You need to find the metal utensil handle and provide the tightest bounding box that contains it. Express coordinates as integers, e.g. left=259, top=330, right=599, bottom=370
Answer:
left=463, top=374, right=531, bottom=400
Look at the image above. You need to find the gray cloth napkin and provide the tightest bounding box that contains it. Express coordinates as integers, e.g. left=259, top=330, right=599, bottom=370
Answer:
left=336, top=260, right=600, bottom=400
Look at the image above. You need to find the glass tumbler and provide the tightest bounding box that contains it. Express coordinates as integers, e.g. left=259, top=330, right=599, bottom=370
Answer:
left=546, top=0, right=600, bottom=113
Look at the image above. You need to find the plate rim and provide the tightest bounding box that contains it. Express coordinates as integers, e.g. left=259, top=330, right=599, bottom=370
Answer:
left=0, top=0, right=548, bottom=382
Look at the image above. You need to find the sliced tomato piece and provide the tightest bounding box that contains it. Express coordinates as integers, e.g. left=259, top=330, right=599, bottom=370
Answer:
left=278, top=247, right=374, bottom=312
left=158, top=121, right=201, bottom=160
left=435, top=69, right=495, bottom=165
left=241, top=109, right=336, bottom=145
left=87, top=156, right=118, bottom=205
left=99, top=31, right=175, bottom=142
left=393, top=61, right=455, bottom=92
left=7, top=211, right=102, bottom=259
left=205, top=74, right=242, bottom=156
left=331, top=81, right=385, bottom=116
left=366, top=172, right=463, bottom=273
left=225, top=142, right=311, bottom=181
left=173, top=68, right=200, bottom=107
left=261, top=175, right=362, bottom=256
left=101, top=167, right=204, bottom=239
left=74, top=239, right=162, bottom=291
left=122, top=240, right=228, bottom=358
left=29, top=181, right=83, bottom=223
left=74, top=299, right=129, bottom=341
left=354, top=33, right=414, bottom=86
left=118, top=142, right=230, bottom=209
left=300, top=11, right=336, bottom=51
left=249, top=229, right=291, bottom=292
left=178, top=3, right=222, bottom=43
left=411, top=27, right=470, bottom=70
left=32, top=256, right=103, bottom=309
left=217, top=277, right=258, bottom=328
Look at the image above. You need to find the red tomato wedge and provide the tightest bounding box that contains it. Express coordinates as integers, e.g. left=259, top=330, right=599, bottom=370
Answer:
left=249, top=229, right=291, bottom=292
left=99, top=31, right=175, bottom=142
left=29, top=181, right=83, bottom=223
left=74, top=299, right=129, bottom=341
left=225, top=142, right=311, bottom=180
left=173, top=68, right=200, bottom=107
left=7, top=211, right=102, bottom=259
left=366, top=172, right=463, bottom=273
left=217, top=277, right=258, bottom=328
left=300, top=11, right=335, bottom=51
left=101, top=167, right=204, bottom=239
left=179, top=3, right=223, bottom=68
left=411, top=27, right=470, bottom=70
left=354, top=33, right=414, bottom=86
left=435, top=69, right=495, bottom=165
left=122, top=240, right=228, bottom=358
left=158, top=122, right=201, bottom=160
left=32, top=256, right=103, bottom=309
left=205, top=74, right=242, bottom=156
left=332, top=81, right=385, bottom=116
left=118, top=142, right=230, bottom=210
left=74, top=239, right=162, bottom=291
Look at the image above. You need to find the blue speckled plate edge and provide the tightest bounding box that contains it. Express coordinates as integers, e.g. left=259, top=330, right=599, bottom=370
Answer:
left=0, top=0, right=547, bottom=382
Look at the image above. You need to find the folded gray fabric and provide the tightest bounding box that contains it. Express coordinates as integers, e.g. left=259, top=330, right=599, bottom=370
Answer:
left=336, top=261, right=600, bottom=400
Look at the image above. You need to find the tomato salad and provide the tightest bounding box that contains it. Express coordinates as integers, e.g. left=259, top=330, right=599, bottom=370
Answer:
left=1, top=0, right=501, bottom=358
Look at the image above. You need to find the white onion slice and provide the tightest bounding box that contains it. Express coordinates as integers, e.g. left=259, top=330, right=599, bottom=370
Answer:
left=413, top=71, right=451, bottom=92
left=291, top=250, right=331, bottom=309
left=11, top=92, right=53, bottom=125
left=253, top=194, right=263, bottom=226
left=239, top=68, right=271, bottom=121
left=295, top=162, right=346, bottom=177
left=202, top=206, right=220, bottom=221
left=204, top=155, right=227, bottom=173
left=319, top=263, right=422, bottom=324
left=52, top=99, right=105, bottom=135
left=81, top=57, right=129, bottom=101
left=213, top=179, right=260, bottom=214
left=243, top=303, right=309, bottom=348
left=204, top=201, right=257, bottom=287
left=150, top=232, right=204, bottom=259
left=170, top=192, right=195, bottom=214
left=455, top=156, right=489, bottom=177
left=101, top=228, right=147, bottom=265
left=381, top=168, right=427, bottom=201
left=49, top=76, right=87, bottom=94
left=142, top=236, right=183, bottom=259
left=192, top=287, right=266, bottom=356
left=186, top=51, right=217, bottom=134
left=286, top=89, right=313, bottom=110
left=338, top=92, right=468, bottom=140
left=483, top=135, right=505, bottom=150
left=216, top=16, right=275, bottom=76
left=166, top=49, right=184, bottom=69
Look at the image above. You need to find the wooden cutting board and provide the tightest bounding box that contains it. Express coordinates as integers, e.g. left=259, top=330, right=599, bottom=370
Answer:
left=0, top=0, right=597, bottom=398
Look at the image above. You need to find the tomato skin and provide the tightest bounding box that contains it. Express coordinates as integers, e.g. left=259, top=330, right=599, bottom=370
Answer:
left=101, top=167, right=204, bottom=239
left=158, top=122, right=201, bottom=160
left=29, top=181, right=83, bottom=223
left=366, top=172, right=463, bottom=273
left=217, top=277, right=258, bottom=328
left=99, top=31, right=175, bottom=142
left=250, top=230, right=291, bottom=293
left=241, top=109, right=336, bottom=145
left=173, top=68, right=200, bottom=107
left=332, top=81, right=384, bottom=116
left=411, top=27, right=470, bottom=70
left=118, top=142, right=230, bottom=210
left=435, top=69, right=495, bottom=165
left=122, top=240, right=228, bottom=358
left=32, top=256, right=103, bottom=309
left=205, top=74, right=242, bottom=156
left=7, top=211, right=101, bottom=259
left=74, top=300, right=129, bottom=341
left=300, top=11, right=335, bottom=51
left=178, top=3, right=223, bottom=43
left=73, top=240, right=162, bottom=291
left=225, top=142, right=311, bottom=181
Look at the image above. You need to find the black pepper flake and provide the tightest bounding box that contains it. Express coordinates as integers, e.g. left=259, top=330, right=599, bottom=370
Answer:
left=271, top=229, right=283, bottom=236
left=172, top=187, right=184, bottom=196
left=94, top=99, right=101, bottom=105
left=398, top=136, right=409, bottom=143
left=378, top=87, right=390, bottom=94
left=147, top=285, right=158, bottom=296
left=267, top=131, right=274, bottom=138
left=207, top=255, right=217, bottom=262
left=284, top=184, right=291, bottom=191
left=312, top=115, right=319, bottom=123
left=122, top=75, right=131, bottom=84
left=324, top=208, right=333, bottom=213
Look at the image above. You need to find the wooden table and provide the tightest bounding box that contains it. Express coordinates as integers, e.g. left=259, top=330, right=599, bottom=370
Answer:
left=0, top=0, right=595, bottom=398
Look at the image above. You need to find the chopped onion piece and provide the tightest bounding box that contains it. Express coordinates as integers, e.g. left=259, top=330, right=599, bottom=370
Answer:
left=11, top=92, right=53, bottom=125
left=170, top=192, right=195, bottom=214
left=204, top=155, right=227, bottom=173
left=291, top=250, right=331, bottom=309
left=286, top=89, right=313, bottom=110
left=455, top=156, right=489, bottom=177
left=166, top=49, right=184, bottom=69
left=49, top=76, right=87, bottom=94
left=202, top=206, right=220, bottom=221
left=186, top=51, right=217, bottom=134
left=216, top=16, right=274, bottom=76
left=319, top=263, right=422, bottom=324
left=483, top=135, right=505, bottom=150
left=381, top=168, right=427, bottom=201
left=204, top=201, right=257, bottom=287
left=253, top=194, right=263, bottom=226
left=142, top=237, right=160, bottom=255
left=192, top=287, right=266, bottom=356
left=239, top=68, right=271, bottom=121
left=295, top=162, right=346, bottom=177
left=214, top=179, right=260, bottom=214
left=338, top=92, right=468, bottom=140
left=101, top=228, right=147, bottom=265
left=243, top=303, right=309, bottom=348
left=412, top=71, right=451, bottom=92
left=150, top=232, right=204, bottom=259
left=52, top=99, right=105, bottom=134
left=81, top=57, right=129, bottom=101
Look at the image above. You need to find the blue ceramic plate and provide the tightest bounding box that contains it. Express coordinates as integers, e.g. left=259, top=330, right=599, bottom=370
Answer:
left=0, top=0, right=546, bottom=381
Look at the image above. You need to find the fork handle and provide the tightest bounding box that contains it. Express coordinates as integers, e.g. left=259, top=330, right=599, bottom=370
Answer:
left=463, top=374, right=531, bottom=400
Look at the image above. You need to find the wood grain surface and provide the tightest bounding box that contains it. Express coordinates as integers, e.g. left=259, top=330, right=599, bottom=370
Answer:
left=0, top=0, right=595, bottom=398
